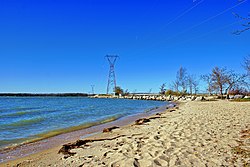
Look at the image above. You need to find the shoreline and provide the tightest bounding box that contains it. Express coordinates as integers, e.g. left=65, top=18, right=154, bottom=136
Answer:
left=1, top=100, right=249, bottom=166
left=0, top=103, right=173, bottom=164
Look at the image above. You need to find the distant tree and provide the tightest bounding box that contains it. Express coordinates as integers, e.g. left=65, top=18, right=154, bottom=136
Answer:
left=201, top=74, right=213, bottom=95
left=187, top=75, right=199, bottom=95
left=224, top=72, right=248, bottom=98
left=210, top=67, right=229, bottom=98
left=171, top=81, right=179, bottom=93
left=114, top=86, right=124, bottom=96
left=174, top=66, right=188, bottom=93
left=243, top=55, right=250, bottom=74
left=124, top=89, right=129, bottom=96
left=159, top=83, right=166, bottom=95
left=204, top=67, right=248, bottom=98
left=148, top=88, right=152, bottom=94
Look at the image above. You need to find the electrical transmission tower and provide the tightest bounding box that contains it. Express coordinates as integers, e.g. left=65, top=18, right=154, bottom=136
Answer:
left=106, top=55, right=119, bottom=94
left=91, top=85, right=95, bottom=94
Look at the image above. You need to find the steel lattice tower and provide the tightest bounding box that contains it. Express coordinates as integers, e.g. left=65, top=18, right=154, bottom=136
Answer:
left=91, top=85, right=95, bottom=94
left=106, top=55, right=119, bottom=94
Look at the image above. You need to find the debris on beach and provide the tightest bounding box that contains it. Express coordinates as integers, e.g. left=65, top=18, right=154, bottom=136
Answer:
left=58, top=135, right=125, bottom=157
left=103, top=126, right=119, bottom=133
left=134, top=118, right=150, bottom=125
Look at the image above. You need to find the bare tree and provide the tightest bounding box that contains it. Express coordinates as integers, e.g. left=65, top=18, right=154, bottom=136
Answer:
left=187, top=75, right=193, bottom=95
left=192, top=76, right=199, bottom=95
left=175, top=66, right=188, bottom=93
left=171, top=81, right=179, bottom=92
left=159, top=83, right=166, bottom=95
left=187, top=75, right=199, bottom=95
left=210, top=67, right=229, bottom=98
left=224, top=72, right=248, bottom=98
left=170, top=80, right=180, bottom=92
left=243, top=55, right=250, bottom=74
left=201, top=74, right=213, bottom=95
left=233, top=12, right=250, bottom=35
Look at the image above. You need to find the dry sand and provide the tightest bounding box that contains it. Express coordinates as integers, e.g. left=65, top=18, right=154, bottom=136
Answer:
left=1, top=100, right=250, bottom=167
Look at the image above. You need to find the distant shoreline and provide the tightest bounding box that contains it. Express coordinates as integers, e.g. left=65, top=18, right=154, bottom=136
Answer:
left=0, top=93, right=88, bottom=97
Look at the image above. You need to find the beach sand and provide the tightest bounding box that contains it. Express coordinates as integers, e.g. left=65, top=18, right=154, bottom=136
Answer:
left=1, top=100, right=250, bottom=167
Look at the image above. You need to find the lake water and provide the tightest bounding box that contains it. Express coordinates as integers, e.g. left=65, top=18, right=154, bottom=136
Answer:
left=0, top=97, right=167, bottom=149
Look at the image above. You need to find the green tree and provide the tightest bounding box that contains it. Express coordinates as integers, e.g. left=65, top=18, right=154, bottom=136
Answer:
left=114, top=86, right=124, bottom=96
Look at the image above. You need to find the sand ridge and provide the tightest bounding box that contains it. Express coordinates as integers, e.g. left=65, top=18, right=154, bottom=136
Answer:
left=1, top=100, right=250, bottom=167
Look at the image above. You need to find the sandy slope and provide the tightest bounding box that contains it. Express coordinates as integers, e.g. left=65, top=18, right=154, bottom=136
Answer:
left=1, top=100, right=250, bottom=167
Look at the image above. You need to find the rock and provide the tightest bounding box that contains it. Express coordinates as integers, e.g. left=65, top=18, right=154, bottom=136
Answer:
left=195, top=96, right=206, bottom=101
left=191, top=96, right=196, bottom=101
left=173, top=96, right=179, bottom=101
left=206, top=96, right=216, bottom=100
left=234, top=95, right=244, bottom=99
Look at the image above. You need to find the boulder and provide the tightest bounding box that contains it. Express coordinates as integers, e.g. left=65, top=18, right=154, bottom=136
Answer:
left=234, top=95, right=244, bottom=99
left=195, top=96, right=206, bottom=101
left=191, top=96, right=196, bottom=101
left=206, top=96, right=216, bottom=100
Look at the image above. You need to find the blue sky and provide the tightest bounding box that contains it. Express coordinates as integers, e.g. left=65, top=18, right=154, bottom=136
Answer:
left=0, top=0, right=249, bottom=93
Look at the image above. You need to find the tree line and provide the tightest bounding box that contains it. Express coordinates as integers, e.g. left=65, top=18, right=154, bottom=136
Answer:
left=112, top=56, right=249, bottom=97
left=160, top=56, right=250, bottom=98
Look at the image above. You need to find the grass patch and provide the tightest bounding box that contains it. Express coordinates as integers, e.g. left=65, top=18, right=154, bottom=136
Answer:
left=232, top=98, right=250, bottom=102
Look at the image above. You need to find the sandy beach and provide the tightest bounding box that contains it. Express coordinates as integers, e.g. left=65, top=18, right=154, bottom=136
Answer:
left=1, top=100, right=250, bottom=167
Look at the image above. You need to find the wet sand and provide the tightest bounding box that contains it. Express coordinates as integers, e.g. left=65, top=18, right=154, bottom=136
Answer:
left=1, top=100, right=250, bottom=167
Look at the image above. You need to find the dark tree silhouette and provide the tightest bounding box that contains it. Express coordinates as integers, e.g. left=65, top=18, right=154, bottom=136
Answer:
left=159, top=83, right=166, bottom=95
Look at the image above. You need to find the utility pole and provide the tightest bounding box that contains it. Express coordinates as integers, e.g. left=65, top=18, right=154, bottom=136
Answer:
left=91, top=85, right=95, bottom=95
left=106, top=55, right=119, bottom=94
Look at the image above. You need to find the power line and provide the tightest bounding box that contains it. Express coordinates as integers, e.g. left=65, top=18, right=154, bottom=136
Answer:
left=162, top=0, right=205, bottom=28
left=164, top=20, right=240, bottom=50
left=141, top=0, right=205, bottom=41
left=134, top=0, right=247, bottom=54
left=159, top=0, right=248, bottom=44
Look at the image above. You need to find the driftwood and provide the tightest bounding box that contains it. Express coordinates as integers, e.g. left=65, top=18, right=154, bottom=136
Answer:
left=134, top=115, right=166, bottom=125
left=103, top=126, right=119, bottom=133
left=58, top=135, right=125, bottom=156
left=134, top=118, right=150, bottom=125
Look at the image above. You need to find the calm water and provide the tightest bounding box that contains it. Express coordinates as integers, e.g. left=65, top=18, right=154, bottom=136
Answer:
left=0, top=97, right=167, bottom=149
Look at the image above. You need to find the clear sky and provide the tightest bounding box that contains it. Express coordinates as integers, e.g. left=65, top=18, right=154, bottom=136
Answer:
left=0, top=0, right=249, bottom=93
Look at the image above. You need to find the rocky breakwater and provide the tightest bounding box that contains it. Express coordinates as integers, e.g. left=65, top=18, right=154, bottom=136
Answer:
left=91, top=94, right=249, bottom=102
left=90, top=94, right=219, bottom=102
